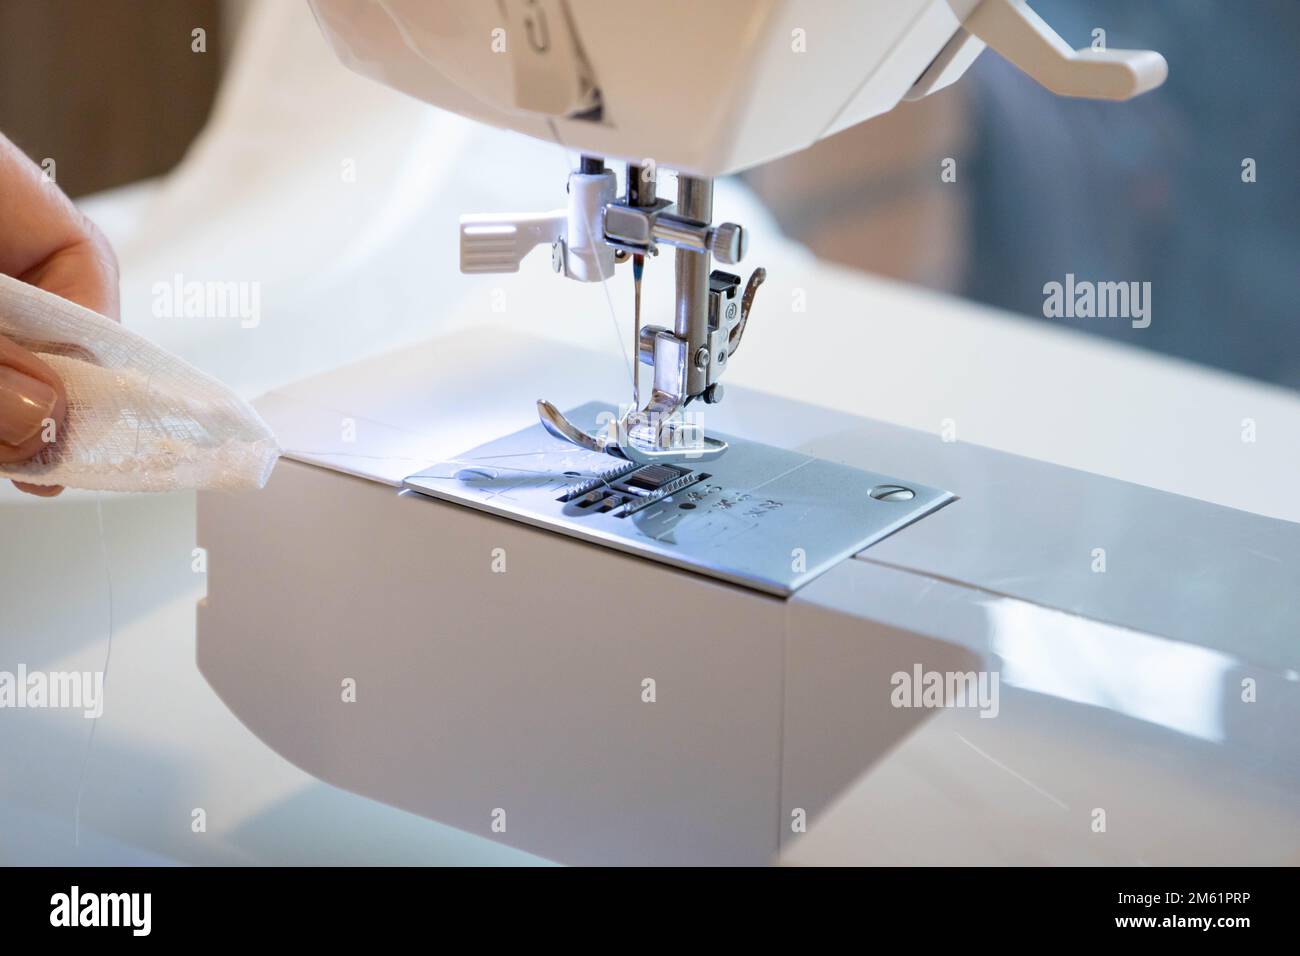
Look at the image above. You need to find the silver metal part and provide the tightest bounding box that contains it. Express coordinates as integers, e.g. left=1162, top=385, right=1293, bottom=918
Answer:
left=536, top=399, right=728, bottom=464
left=583, top=173, right=739, bottom=466
left=729, top=267, right=766, bottom=357
left=537, top=399, right=616, bottom=455
left=475, top=160, right=763, bottom=465
left=404, top=402, right=955, bottom=596
left=603, top=198, right=674, bottom=249
left=618, top=418, right=728, bottom=464
left=602, top=202, right=744, bottom=264
left=709, top=222, right=747, bottom=264
left=626, top=163, right=656, bottom=411
left=674, top=175, right=713, bottom=399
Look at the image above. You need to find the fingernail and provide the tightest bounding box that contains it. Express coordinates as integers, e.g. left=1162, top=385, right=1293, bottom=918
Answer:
left=0, top=365, right=58, bottom=445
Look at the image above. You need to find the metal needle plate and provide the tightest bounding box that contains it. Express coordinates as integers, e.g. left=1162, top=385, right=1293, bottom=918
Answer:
left=404, top=403, right=954, bottom=596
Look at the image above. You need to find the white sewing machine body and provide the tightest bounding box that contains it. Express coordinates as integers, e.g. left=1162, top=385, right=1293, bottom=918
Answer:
left=196, top=331, right=1300, bottom=865
left=190, top=2, right=1300, bottom=865
left=308, top=0, right=1166, bottom=177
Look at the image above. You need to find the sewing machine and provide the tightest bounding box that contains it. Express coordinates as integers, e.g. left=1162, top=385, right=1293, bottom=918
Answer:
left=295, top=0, right=1166, bottom=591
left=315, top=0, right=1165, bottom=466
left=194, top=2, right=1300, bottom=864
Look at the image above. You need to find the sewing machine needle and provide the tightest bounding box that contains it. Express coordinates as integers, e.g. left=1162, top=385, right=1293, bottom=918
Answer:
left=632, top=253, right=644, bottom=408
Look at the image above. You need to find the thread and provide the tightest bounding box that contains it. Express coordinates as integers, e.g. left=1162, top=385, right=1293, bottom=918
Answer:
left=73, top=491, right=115, bottom=848
left=543, top=127, right=635, bottom=399
left=281, top=450, right=627, bottom=495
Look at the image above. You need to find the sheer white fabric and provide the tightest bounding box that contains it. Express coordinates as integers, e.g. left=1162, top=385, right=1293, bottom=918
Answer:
left=0, top=274, right=278, bottom=491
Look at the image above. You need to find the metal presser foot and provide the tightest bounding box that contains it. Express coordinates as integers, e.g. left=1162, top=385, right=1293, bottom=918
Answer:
left=459, top=154, right=766, bottom=468
left=537, top=399, right=728, bottom=464
left=535, top=248, right=765, bottom=466
left=534, top=211, right=766, bottom=466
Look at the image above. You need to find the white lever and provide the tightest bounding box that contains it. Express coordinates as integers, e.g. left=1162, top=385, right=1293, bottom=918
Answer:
left=459, top=211, right=566, bottom=274
left=459, top=166, right=616, bottom=280
left=966, top=0, right=1167, bottom=101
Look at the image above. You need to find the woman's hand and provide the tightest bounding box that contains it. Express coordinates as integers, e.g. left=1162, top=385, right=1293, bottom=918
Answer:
left=0, top=132, right=119, bottom=496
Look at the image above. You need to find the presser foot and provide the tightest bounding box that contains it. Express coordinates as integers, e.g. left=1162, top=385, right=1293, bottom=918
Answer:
left=536, top=399, right=728, bottom=465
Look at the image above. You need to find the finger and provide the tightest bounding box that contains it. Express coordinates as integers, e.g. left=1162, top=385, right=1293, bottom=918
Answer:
left=0, top=134, right=119, bottom=320
left=0, top=332, right=67, bottom=463
left=17, top=216, right=119, bottom=320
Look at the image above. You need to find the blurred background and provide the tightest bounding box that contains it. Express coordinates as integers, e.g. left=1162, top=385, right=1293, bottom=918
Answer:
left=1, top=0, right=1295, bottom=388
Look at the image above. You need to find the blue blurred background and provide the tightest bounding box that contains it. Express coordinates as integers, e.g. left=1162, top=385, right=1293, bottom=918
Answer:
left=748, top=0, right=1300, bottom=390
left=965, top=0, right=1299, bottom=387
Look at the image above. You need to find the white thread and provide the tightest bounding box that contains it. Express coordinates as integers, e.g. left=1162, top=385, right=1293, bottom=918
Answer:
left=282, top=450, right=627, bottom=494
left=543, top=130, right=635, bottom=398
left=73, top=491, right=114, bottom=848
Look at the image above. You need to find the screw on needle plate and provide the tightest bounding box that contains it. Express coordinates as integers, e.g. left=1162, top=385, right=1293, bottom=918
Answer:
left=870, top=484, right=915, bottom=502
